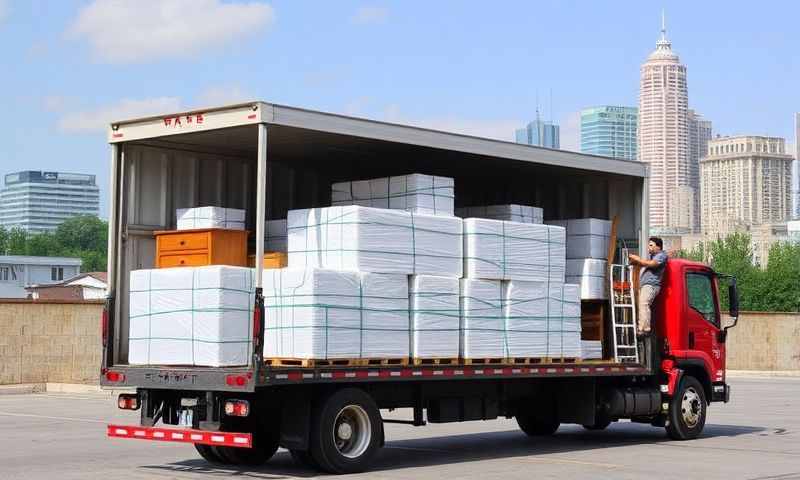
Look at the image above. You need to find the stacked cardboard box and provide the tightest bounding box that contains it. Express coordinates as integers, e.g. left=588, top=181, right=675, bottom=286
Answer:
left=566, top=258, right=608, bottom=300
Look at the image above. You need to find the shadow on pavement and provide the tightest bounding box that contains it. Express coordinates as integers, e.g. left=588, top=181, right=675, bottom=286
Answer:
left=138, top=422, right=765, bottom=478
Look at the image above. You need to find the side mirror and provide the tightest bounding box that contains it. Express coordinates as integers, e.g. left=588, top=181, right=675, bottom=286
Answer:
left=728, top=280, right=739, bottom=319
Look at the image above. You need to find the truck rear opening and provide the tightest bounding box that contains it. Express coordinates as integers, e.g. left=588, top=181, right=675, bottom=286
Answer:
left=101, top=102, right=737, bottom=474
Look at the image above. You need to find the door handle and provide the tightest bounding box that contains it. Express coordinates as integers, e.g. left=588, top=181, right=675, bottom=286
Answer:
left=688, top=332, right=695, bottom=349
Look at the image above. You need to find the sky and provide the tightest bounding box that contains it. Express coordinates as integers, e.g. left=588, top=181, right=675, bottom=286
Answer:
left=1, top=0, right=798, bottom=218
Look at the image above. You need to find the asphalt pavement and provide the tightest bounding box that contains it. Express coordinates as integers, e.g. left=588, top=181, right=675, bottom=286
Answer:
left=0, top=376, right=798, bottom=480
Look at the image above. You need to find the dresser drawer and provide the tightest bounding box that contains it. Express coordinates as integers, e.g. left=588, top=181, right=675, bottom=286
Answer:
left=159, top=232, right=208, bottom=252
left=158, top=253, right=209, bottom=268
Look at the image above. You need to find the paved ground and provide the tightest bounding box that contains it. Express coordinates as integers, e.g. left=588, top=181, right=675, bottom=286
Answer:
left=1, top=377, right=799, bottom=480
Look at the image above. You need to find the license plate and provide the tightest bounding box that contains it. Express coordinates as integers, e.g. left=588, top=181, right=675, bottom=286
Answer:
left=178, top=408, right=194, bottom=427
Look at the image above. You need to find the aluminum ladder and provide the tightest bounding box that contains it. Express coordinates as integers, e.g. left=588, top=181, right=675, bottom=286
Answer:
left=609, top=264, right=639, bottom=363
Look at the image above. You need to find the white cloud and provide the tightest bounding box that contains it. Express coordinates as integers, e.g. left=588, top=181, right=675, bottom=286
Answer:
left=559, top=111, right=581, bottom=152
left=58, top=97, right=181, bottom=132
left=351, top=6, right=388, bottom=25
left=69, top=0, right=275, bottom=63
left=194, top=85, right=251, bottom=107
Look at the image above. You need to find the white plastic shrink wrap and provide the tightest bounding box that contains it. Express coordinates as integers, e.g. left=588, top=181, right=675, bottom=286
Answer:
left=566, top=259, right=608, bottom=300
left=548, top=218, right=611, bottom=259
left=460, top=278, right=505, bottom=359
left=456, top=204, right=543, bottom=224
left=176, top=206, right=245, bottom=230
left=129, top=266, right=254, bottom=367
left=332, top=173, right=455, bottom=216
left=463, top=218, right=565, bottom=282
left=287, top=206, right=462, bottom=277
left=409, top=275, right=460, bottom=359
left=502, top=280, right=549, bottom=357
left=581, top=340, right=603, bottom=359
left=262, top=268, right=410, bottom=359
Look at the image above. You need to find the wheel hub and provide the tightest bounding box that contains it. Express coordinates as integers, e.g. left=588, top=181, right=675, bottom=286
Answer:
left=337, top=422, right=353, bottom=440
left=681, top=387, right=702, bottom=428
left=333, top=405, right=371, bottom=459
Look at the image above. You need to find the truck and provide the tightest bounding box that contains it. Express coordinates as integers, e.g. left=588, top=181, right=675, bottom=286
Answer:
left=102, top=101, right=739, bottom=474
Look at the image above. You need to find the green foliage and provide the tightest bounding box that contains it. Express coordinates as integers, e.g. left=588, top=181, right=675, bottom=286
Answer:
left=0, top=216, right=108, bottom=273
left=672, top=232, right=799, bottom=312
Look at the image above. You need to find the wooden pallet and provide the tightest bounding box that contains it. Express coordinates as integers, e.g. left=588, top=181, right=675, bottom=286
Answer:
left=462, top=357, right=506, bottom=365
left=505, top=357, right=547, bottom=365
left=549, top=357, right=580, bottom=364
left=263, top=357, right=408, bottom=368
left=412, top=357, right=459, bottom=366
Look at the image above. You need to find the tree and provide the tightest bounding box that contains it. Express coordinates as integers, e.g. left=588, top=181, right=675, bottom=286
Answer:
left=761, top=242, right=800, bottom=312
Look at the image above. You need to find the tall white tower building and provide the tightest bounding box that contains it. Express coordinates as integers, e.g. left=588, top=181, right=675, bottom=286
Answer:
left=638, top=14, right=691, bottom=233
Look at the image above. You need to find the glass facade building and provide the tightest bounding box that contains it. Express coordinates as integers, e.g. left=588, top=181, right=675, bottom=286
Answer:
left=580, top=106, right=638, bottom=160
left=515, top=118, right=560, bottom=149
left=0, top=171, right=100, bottom=233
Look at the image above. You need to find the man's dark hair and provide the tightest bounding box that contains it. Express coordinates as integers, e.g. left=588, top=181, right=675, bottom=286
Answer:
left=649, top=236, right=663, bottom=249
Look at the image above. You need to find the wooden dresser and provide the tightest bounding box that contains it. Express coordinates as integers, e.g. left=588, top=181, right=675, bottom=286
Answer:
left=154, top=228, right=248, bottom=268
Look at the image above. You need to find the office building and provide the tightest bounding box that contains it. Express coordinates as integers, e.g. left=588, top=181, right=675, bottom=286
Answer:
left=638, top=15, right=691, bottom=233
left=700, top=136, right=793, bottom=235
left=0, top=171, right=100, bottom=233
left=515, top=115, right=560, bottom=149
left=580, top=106, right=638, bottom=160
left=794, top=113, right=799, bottom=218
left=0, top=255, right=82, bottom=298
left=688, top=110, right=713, bottom=232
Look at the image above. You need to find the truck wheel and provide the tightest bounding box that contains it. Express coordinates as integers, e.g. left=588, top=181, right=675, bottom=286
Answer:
left=309, top=388, right=383, bottom=474
left=582, top=418, right=612, bottom=431
left=216, top=424, right=280, bottom=466
left=290, top=449, right=321, bottom=470
left=666, top=375, right=707, bottom=440
left=516, top=411, right=560, bottom=436
left=194, top=444, right=225, bottom=464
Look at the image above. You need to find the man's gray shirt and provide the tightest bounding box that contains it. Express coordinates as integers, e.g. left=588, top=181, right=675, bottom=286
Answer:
left=640, top=251, right=668, bottom=287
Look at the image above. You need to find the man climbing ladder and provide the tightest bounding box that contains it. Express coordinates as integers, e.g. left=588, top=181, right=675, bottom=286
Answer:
left=627, top=236, right=668, bottom=364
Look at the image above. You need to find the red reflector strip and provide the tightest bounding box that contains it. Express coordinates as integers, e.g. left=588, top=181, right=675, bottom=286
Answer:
left=107, top=424, right=252, bottom=448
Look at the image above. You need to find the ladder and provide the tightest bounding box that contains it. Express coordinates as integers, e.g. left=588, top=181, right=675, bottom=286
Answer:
left=609, top=263, right=639, bottom=363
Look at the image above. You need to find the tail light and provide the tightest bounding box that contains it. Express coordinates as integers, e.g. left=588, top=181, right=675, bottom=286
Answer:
left=225, top=373, right=251, bottom=387
left=106, top=370, right=125, bottom=383
left=252, top=301, right=262, bottom=349
left=118, top=393, right=139, bottom=410
left=101, top=307, right=109, bottom=347
left=224, top=400, right=250, bottom=417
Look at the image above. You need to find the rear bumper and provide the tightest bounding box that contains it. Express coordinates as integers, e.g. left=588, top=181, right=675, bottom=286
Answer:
left=107, top=424, right=252, bottom=448
left=712, top=382, right=730, bottom=403
left=100, top=366, right=256, bottom=392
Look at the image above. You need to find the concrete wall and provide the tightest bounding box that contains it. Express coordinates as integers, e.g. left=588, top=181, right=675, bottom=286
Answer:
left=727, top=312, right=800, bottom=371
left=0, top=300, right=102, bottom=385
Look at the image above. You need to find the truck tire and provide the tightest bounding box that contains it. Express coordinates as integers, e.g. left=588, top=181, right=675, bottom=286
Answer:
left=309, top=388, right=383, bottom=474
left=215, top=423, right=280, bottom=466
left=516, top=411, right=560, bottom=436
left=194, top=444, right=225, bottom=464
left=666, top=375, right=707, bottom=440
left=582, top=418, right=612, bottom=431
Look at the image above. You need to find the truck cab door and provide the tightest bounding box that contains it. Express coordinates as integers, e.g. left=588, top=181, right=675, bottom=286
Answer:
left=684, top=271, right=725, bottom=382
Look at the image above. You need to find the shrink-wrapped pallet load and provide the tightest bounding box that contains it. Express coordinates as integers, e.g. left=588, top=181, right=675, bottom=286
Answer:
left=548, top=218, right=611, bottom=259
left=566, top=258, right=608, bottom=300
left=463, top=218, right=565, bottom=283
left=359, top=273, right=410, bottom=358
left=128, top=266, right=254, bottom=367
left=287, top=206, right=462, bottom=277
left=502, top=280, right=549, bottom=358
left=581, top=340, right=603, bottom=360
left=176, top=206, right=245, bottom=230
left=262, top=268, right=362, bottom=360
left=561, top=283, right=582, bottom=358
left=456, top=204, right=543, bottom=224
left=265, top=219, right=288, bottom=252
left=332, top=173, right=455, bottom=216
left=460, top=278, right=505, bottom=359
left=409, top=275, right=461, bottom=360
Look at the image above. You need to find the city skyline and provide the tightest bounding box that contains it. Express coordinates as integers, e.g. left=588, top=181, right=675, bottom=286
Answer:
left=1, top=2, right=798, bottom=217
left=580, top=105, right=638, bottom=161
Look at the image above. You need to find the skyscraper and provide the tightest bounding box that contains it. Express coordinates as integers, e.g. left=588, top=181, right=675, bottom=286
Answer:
left=688, top=110, right=713, bottom=231
left=515, top=113, right=560, bottom=149
left=700, top=136, right=793, bottom=234
left=0, top=171, right=100, bottom=233
left=580, top=106, right=638, bottom=160
left=794, top=113, right=799, bottom=218
left=638, top=14, right=691, bottom=233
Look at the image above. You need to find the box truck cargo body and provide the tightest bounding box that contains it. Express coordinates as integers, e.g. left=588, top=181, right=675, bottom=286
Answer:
left=102, top=102, right=736, bottom=474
